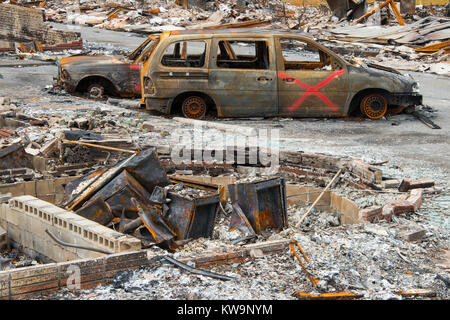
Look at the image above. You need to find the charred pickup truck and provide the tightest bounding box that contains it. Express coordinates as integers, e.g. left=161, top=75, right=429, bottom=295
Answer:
left=55, top=35, right=159, bottom=99
left=141, top=29, right=422, bottom=119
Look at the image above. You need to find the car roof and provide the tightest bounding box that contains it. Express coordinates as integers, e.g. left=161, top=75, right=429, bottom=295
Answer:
left=167, top=27, right=313, bottom=39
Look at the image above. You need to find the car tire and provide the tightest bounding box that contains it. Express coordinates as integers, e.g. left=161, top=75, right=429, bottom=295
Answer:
left=181, top=96, right=207, bottom=119
left=360, top=93, right=388, bottom=119
left=87, top=83, right=105, bottom=99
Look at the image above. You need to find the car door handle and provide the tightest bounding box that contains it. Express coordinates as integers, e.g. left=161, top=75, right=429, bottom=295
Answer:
left=257, top=76, right=272, bottom=82
left=282, top=77, right=295, bottom=83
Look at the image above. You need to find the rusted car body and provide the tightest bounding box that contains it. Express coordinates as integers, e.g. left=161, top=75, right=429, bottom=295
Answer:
left=55, top=35, right=159, bottom=99
left=142, top=29, right=422, bottom=119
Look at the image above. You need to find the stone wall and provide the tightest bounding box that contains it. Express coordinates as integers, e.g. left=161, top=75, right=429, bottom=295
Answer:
left=0, top=4, right=80, bottom=45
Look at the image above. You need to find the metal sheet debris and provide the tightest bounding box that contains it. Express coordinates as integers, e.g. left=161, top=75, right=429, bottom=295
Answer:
left=229, top=178, right=288, bottom=234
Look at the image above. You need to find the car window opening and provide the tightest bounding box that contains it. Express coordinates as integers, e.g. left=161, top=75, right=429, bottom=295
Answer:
left=280, top=39, right=341, bottom=71
left=161, top=40, right=207, bottom=68
left=216, top=40, right=270, bottom=70
left=128, top=35, right=160, bottom=63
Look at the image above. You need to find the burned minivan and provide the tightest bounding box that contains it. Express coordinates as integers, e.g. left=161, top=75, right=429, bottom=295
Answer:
left=142, top=29, right=422, bottom=119
left=55, top=35, right=159, bottom=99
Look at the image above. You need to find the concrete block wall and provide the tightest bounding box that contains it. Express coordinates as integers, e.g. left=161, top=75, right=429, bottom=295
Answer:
left=1, top=196, right=141, bottom=263
left=285, top=184, right=360, bottom=224
left=0, top=176, right=79, bottom=204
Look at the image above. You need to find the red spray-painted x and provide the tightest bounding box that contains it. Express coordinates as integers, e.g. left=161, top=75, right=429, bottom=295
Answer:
left=278, top=69, right=346, bottom=112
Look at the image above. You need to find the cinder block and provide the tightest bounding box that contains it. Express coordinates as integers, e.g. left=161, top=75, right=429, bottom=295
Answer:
left=31, top=236, right=50, bottom=258
left=20, top=229, right=34, bottom=249
left=5, top=208, right=21, bottom=226
left=117, top=236, right=142, bottom=252
left=35, top=180, right=54, bottom=199
left=41, top=205, right=68, bottom=216
left=21, top=199, right=44, bottom=213
left=7, top=223, right=21, bottom=244
left=29, top=215, right=51, bottom=239
left=11, top=195, right=36, bottom=205
left=5, top=195, right=140, bottom=263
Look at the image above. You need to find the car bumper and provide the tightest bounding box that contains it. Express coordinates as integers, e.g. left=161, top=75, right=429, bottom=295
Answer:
left=388, top=93, right=422, bottom=106
left=53, top=76, right=75, bottom=91
left=145, top=97, right=170, bottom=114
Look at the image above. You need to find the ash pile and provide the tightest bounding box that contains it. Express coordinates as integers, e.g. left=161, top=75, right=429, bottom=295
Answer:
left=41, top=177, right=450, bottom=300
left=36, top=154, right=450, bottom=300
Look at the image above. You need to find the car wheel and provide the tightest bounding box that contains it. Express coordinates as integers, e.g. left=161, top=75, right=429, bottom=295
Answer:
left=87, top=83, right=105, bottom=99
left=181, top=96, right=207, bottom=119
left=360, top=93, right=387, bottom=119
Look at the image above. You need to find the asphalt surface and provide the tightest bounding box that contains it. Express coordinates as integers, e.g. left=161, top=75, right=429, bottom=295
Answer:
left=1, top=24, right=449, bottom=183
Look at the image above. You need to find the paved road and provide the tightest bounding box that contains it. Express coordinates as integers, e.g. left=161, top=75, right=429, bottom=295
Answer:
left=0, top=26, right=448, bottom=183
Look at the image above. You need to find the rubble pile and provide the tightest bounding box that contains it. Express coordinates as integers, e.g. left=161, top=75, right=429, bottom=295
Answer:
left=1, top=1, right=448, bottom=74
left=0, top=247, right=41, bottom=271
left=0, top=91, right=448, bottom=299
left=40, top=0, right=333, bottom=32
left=38, top=189, right=449, bottom=300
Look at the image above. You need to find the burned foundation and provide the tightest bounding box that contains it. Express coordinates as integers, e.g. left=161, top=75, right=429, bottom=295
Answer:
left=0, top=124, right=436, bottom=300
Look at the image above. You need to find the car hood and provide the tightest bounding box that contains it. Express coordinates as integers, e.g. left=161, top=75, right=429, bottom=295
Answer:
left=348, top=59, right=416, bottom=91
left=58, top=55, right=127, bottom=68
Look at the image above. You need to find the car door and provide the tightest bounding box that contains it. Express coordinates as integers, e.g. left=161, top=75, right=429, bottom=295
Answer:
left=276, top=37, right=349, bottom=117
left=208, top=37, right=278, bottom=117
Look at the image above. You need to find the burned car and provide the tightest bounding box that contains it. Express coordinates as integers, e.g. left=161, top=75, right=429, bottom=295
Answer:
left=142, top=29, right=422, bottom=119
left=55, top=35, right=159, bottom=99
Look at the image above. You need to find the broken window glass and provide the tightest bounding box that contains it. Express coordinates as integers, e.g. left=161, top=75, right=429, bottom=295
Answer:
left=161, top=40, right=207, bottom=68
left=216, top=40, right=270, bottom=70
left=280, top=38, right=340, bottom=71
